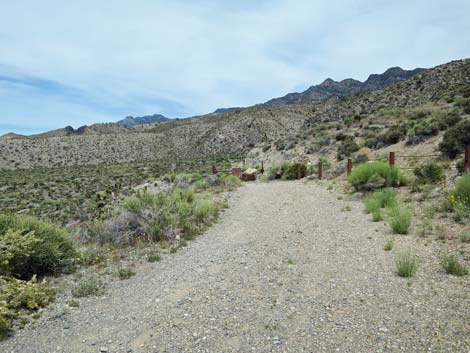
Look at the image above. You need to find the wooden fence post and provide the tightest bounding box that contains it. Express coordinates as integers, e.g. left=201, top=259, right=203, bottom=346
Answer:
left=389, top=152, right=395, bottom=168
left=260, top=161, right=265, bottom=174
left=232, top=168, right=241, bottom=177
left=466, top=145, right=470, bottom=174
left=347, top=158, right=353, bottom=176
left=318, top=159, right=323, bottom=180
left=297, top=163, right=302, bottom=180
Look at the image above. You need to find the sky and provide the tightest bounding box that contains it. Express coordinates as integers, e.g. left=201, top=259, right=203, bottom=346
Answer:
left=1, top=0, right=470, bottom=136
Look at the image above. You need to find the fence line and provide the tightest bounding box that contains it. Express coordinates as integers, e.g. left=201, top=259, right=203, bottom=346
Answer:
left=210, top=146, right=470, bottom=181
left=342, top=145, right=470, bottom=179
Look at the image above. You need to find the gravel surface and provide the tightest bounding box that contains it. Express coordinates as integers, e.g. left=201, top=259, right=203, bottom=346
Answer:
left=2, top=181, right=469, bottom=353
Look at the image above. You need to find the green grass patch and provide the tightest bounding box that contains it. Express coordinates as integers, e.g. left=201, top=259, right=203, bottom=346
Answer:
left=383, top=239, right=394, bottom=251
left=440, top=255, right=468, bottom=276
left=364, top=189, right=397, bottom=222
left=116, top=268, right=136, bottom=280
left=460, top=233, right=470, bottom=243
left=387, top=206, right=412, bottom=234
left=395, top=252, right=418, bottom=277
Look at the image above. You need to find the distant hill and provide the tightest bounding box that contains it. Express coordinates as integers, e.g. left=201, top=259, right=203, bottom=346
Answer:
left=117, top=114, right=170, bottom=126
left=1, top=58, right=468, bottom=170
left=0, top=132, right=28, bottom=140
left=213, top=107, right=244, bottom=114
left=264, top=67, right=425, bottom=106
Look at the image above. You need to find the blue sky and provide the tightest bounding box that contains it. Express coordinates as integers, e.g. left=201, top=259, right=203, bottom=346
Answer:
left=1, top=0, right=470, bottom=136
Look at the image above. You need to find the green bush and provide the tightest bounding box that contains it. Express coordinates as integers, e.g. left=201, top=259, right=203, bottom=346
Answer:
left=450, top=175, right=470, bottom=223
left=440, top=255, right=468, bottom=276
left=336, top=136, right=360, bottom=160
left=395, top=252, right=418, bottom=277
left=413, top=161, right=445, bottom=184
left=376, top=128, right=405, bottom=146
left=194, top=200, right=219, bottom=221
left=116, top=188, right=219, bottom=244
left=456, top=97, right=470, bottom=114
left=268, top=162, right=307, bottom=180
left=0, top=276, right=55, bottom=338
left=116, top=268, right=136, bottom=280
left=387, top=206, right=412, bottom=234
left=364, top=196, right=381, bottom=215
left=364, top=189, right=397, bottom=222
left=71, top=276, right=102, bottom=297
left=280, top=162, right=307, bottom=180
left=218, top=174, right=242, bottom=188
left=0, top=215, right=76, bottom=279
left=383, top=239, right=394, bottom=251
left=348, top=162, right=402, bottom=191
left=439, top=119, right=470, bottom=158
left=436, top=112, right=462, bottom=130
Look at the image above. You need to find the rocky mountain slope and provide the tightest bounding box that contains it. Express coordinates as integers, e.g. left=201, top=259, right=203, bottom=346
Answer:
left=116, top=114, right=169, bottom=126
left=0, top=59, right=468, bottom=170
left=264, top=67, right=425, bottom=106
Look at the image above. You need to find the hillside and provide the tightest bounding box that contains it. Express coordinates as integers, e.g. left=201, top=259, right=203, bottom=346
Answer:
left=0, top=59, right=468, bottom=170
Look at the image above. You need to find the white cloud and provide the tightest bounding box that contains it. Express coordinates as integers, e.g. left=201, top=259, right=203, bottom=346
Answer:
left=0, top=0, right=469, bottom=134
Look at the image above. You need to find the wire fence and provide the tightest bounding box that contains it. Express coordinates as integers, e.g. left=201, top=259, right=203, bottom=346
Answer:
left=211, top=146, right=470, bottom=182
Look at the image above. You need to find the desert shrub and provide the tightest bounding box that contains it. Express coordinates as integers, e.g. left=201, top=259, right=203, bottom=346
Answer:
left=105, top=189, right=219, bottom=245
left=436, top=112, right=462, bottom=130
left=460, top=233, right=470, bottom=243
left=194, top=179, right=209, bottom=190
left=161, top=173, right=204, bottom=184
left=456, top=97, right=470, bottom=114
left=218, top=174, right=242, bottom=188
left=116, top=268, right=136, bottom=280
left=336, top=136, right=360, bottom=161
left=387, top=206, right=412, bottom=234
left=439, top=119, right=470, bottom=158
left=413, top=161, right=445, bottom=184
left=71, top=276, right=102, bottom=297
left=0, top=215, right=76, bottom=279
left=353, top=154, right=369, bottom=165
left=395, top=252, right=418, bottom=277
left=383, top=239, right=394, bottom=251
left=0, top=276, right=55, bottom=337
left=440, top=255, right=468, bottom=276
left=364, top=196, right=382, bottom=221
left=194, top=200, right=219, bottom=221
left=450, top=175, right=470, bottom=223
left=268, top=162, right=307, bottom=180
left=348, top=162, right=402, bottom=191
left=364, top=189, right=397, bottom=222
left=147, top=253, right=161, bottom=263
left=376, top=128, right=405, bottom=147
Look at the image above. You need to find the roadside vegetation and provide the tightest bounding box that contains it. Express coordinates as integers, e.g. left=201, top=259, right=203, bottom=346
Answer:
left=0, top=164, right=241, bottom=339
left=0, top=158, right=237, bottom=225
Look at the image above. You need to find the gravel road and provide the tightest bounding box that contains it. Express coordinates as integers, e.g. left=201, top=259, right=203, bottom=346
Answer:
left=2, top=181, right=469, bottom=353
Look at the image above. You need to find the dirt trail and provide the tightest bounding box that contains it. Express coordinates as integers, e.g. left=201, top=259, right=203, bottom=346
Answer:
left=2, top=181, right=469, bottom=353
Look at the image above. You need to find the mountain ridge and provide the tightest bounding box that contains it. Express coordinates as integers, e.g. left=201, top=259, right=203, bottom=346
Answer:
left=0, top=58, right=468, bottom=170
left=116, top=114, right=170, bottom=126
left=264, top=66, right=426, bottom=106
